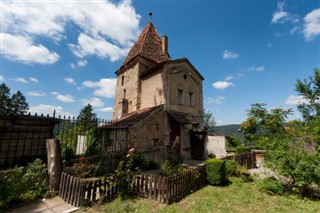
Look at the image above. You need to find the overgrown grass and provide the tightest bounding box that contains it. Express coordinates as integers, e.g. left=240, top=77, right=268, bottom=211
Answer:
left=78, top=178, right=319, bottom=213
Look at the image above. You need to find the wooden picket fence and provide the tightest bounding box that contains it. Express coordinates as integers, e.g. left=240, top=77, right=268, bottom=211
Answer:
left=59, top=165, right=207, bottom=207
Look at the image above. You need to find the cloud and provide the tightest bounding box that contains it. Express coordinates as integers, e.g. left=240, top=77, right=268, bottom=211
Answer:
left=81, top=97, right=104, bottom=107
left=285, top=95, right=308, bottom=105
left=222, top=50, right=239, bottom=59
left=303, top=8, right=320, bottom=41
left=12, top=77, right=28, bottom=84
left=64, top=77, right=76, bottom=84
left=27, top=91, right=46, bottom=97
left=29, top=77, right=39, bottom=83
left=2, top=1, right=140, bottom=64
left=70, top=60, right=88, bottom=69
left=82, top=78, right=117, bottom=98
left=225, top=73, right=243, bottom=81
left=0, top=76, right=4, bottom=81
left=52, top=92, right=75, bottom=103
left=271, top=2, right=299, bottom=24
left=212, top=81, right=234, bottom=90
left=97, top=107, right=114, bottom=112
left=29, top=104, right=72, bottom=117
left=0, top=33, right=59, bottom=64
left=205, top=96, right=225, bottom=104
left=248, top=66, right=265, bottom=72
left=69, top=33, right=128, bottom=61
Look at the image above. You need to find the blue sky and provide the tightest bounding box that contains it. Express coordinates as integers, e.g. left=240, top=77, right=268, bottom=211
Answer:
left=1, top=0, right=319, bottom=125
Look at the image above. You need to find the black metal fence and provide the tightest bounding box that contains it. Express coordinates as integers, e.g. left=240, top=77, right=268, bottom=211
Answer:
left=0, top=113, right=131, bottom=168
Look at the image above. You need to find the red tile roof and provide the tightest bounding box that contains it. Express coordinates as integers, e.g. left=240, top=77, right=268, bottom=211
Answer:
left=121, top=22, right=171, bottom=67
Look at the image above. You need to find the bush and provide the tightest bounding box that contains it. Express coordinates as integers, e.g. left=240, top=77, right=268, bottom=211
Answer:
left=257, top=177, right=286, bottom=195
left=62, top=147, right=75, bottom=161
left=132, top=153, right=152, bottom=171
left=205, top=159, right=227, bottom=185
left=225, top=159, right=239, bottom=177
left=0, top=159, right=48, bottom=206
left=236, top=147, right=251, bottom=154
left=160, top=155, right=184, bottom=176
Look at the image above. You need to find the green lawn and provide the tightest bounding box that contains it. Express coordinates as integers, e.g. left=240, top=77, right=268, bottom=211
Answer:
left=79, top=178, right=320, bottom=213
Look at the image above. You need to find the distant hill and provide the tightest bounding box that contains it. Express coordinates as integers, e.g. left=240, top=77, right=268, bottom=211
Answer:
left=214, top=124, right=244, bottom=140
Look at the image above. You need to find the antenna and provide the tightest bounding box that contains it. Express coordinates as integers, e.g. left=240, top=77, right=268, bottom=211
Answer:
left=148, top=12, right=152, bottom=23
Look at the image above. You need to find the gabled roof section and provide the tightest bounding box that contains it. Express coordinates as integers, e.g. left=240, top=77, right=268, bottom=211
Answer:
left=121, top=22, right=171, bottom=68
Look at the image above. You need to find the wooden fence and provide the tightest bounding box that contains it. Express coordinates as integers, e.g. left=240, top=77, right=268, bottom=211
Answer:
left=223, top=152, right=255, bottom=169
left=59, top=166, right=207, bottom=207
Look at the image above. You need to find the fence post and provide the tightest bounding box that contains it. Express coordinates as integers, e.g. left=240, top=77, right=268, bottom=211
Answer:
left=46, top=139, right=62, bottom=192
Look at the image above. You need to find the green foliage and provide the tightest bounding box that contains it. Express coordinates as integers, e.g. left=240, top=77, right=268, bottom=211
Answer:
left=207, top=153, right=216, bottom=159
left=0, top=83, right=29, bottom=115
left=106, top=149, right=140, bottom=199
left=132, top=153, right=158, bottom=171
left=0, top=159, right=48, bottom=206
left=225, top=160, right=239, bottom=178
left=85, top=128, right=101, bottom=157
left=203, top=109, right=216, bottom=133
left=256, top=177, right=286, bottom=195
left=160, top=155, right=184, bottom=176
left=226, top=136, right=242, bottom=149
left=205, top=159, right=227, bottom=185
left=295, top=68, right=320, bottom=122
left=236, top=147, right=251, bottom=154
left=94, top=155, right=111, bottom=176
left=62, top=147, right=76, bottom=161
left=77, top=104, right=97, bottom=132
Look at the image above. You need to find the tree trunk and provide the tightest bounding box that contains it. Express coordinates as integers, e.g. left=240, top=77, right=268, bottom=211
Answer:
left=46, top=139, right=62, bottom=192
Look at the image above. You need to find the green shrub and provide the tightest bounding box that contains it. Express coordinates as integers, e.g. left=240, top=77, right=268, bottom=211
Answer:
left=160, top=155, right=184, bottom=176
left=62, top=147, right=75, bottom=161
left=132, top=153, right=151, bottom=171
left=205, top=159, right=227, bottom=185
left=236, top=147, right=251, bottom=154
left=256, top=177, right=286, bottom=195
left=225, top=159, right=239, bottom=177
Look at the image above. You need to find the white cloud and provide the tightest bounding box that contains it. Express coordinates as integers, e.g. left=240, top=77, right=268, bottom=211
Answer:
left=52, top=92, right=75, bottom=103
left=82, top=78, right=117, bottom=98
left=0, top=33, right=59, bottom=64
left=71, top=60, right=88, bottom=69
left=225, top=73, right=243, bottom=81
left=303, top=8, right=320, bottom=41
left=64, top=77, right=76, bottom=85
left=27, top=91, right=46, bottom=97
left=285, top=95, right=308, bottom=105
left=81, top=97, right=104, bottom=107
left=29, top=77, right=39, bottom=83
left=29, top=104, right=72, bottom=117
left=205, top=96, right=225, bottom=104
left=12, top=77, right=28, bottom=84
left=222, top=50, right=239, bottom=59
left=97, top=107, right=114, bottom=112
left=69, top=33, right=128, bottom=61
left=0, top=76, right=4, bottom=81
left=248, top=66, right=265, bottom=72
left=271, top=2, right=299, bottom=24
left=2, top=1, right=140, bottom=64
left=212, top=81, right=234, bottom=90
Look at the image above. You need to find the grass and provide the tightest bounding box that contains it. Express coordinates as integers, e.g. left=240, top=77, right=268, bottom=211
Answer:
left=78, top=178, right=320, bottom=213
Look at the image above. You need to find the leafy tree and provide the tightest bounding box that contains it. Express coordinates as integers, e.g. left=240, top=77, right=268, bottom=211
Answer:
left=203, top=109, right=216, bottom=133
left=77, top=104, right=97, bottom=130
left=0, top=83, right=29, bottom=115
left=295, top=68, right=320, bottom=122
left=0, top=83, right=12, bottom=115
left=11, top=90, right=29, bottom=115
left=240, top=103, right=292, bottom=147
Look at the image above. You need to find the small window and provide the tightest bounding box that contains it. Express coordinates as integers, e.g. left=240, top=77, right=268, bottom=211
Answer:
left=189, top=92, right=194, bottom=107
left=121, top=76, right=124, bottom=86
left=178, top=89, right=184, bottom=105
left=123, top=89, right=126, bottom=99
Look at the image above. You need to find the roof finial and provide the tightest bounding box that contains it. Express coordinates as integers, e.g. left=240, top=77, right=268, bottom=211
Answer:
left=148, top=12, right=152, bottom=23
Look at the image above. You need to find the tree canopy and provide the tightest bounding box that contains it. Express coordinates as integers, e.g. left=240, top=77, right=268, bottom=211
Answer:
left=0, top=83, right=29, bottom=116
left=203, top=109, right=216, bottom=133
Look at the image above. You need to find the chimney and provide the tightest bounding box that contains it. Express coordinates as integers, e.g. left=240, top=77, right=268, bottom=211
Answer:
left=162, top=35, right=168, bottom=55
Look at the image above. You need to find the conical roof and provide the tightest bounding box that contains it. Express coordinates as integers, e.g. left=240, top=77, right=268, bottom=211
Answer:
left=121, top=22, right=171, bottom=67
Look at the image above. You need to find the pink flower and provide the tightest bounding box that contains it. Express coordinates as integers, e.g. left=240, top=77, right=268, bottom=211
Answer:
left=127, top=148, right=135, bottom=157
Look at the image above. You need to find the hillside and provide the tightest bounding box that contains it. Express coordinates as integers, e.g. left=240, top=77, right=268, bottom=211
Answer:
left=214, top=124, right=244, bottom=140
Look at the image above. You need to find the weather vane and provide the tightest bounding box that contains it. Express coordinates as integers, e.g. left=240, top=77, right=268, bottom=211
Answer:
left=149, top=12, right=152, bottom=22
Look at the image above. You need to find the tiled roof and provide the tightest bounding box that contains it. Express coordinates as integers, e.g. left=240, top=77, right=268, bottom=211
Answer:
left=121, top=22, right=171, bottom=67
left=101, top=105, right=163, bottom=128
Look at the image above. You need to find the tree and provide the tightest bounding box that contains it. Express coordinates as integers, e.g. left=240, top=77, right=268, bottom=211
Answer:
left=77, top=104, right=98, bottom=129
left=203, top=109, right=216, bottom=133
left=11, top=90, right=29, bottom=115
left=0, top=83, right=11, bottom=115
left=295, top=68, right=320, bottom=122
left=0, top=83, right=29, bottom=115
